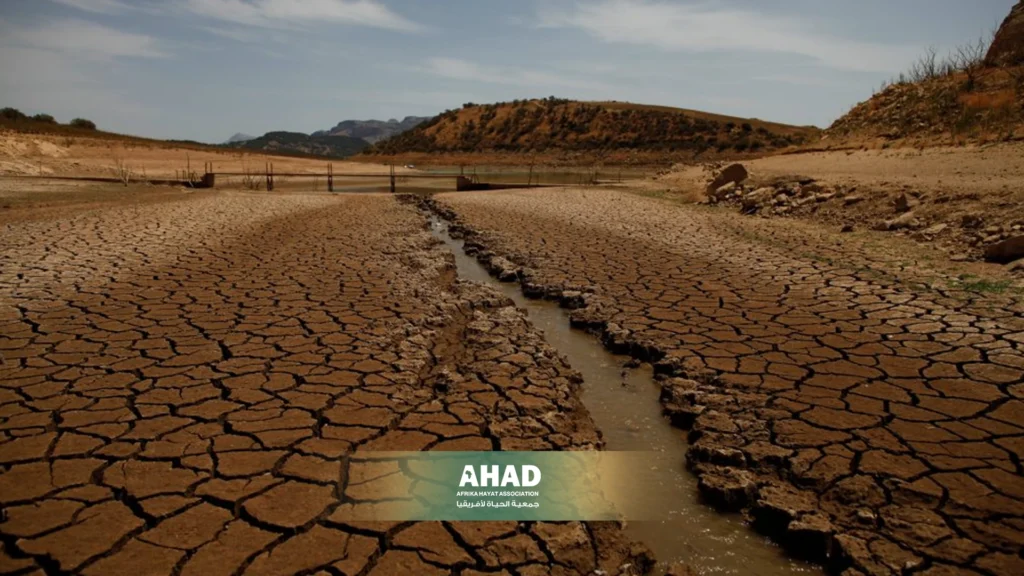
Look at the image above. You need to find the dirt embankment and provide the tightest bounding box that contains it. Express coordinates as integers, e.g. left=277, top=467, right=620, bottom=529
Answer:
left=0, top=130, right=403, bottom=179
left=645, top=143, right=1024, bottom=272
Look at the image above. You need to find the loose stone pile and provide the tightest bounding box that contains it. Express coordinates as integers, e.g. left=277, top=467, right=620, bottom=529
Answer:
left=702, top=163, right=1024, bottom=268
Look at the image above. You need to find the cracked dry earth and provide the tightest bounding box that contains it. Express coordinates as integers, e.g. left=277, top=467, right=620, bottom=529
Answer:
left=0, top=190, right=651, bottom=576
left=432, top=188, right=1024, bottom=576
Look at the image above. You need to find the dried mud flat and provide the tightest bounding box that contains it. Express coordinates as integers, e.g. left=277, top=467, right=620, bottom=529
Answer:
left=433, top=188, right=1024, bottom=576
left=0, top=190, right=651, bottom=575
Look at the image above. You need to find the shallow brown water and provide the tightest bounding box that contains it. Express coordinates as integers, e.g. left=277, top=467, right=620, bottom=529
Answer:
left=428, top=217, right=820, bottom=576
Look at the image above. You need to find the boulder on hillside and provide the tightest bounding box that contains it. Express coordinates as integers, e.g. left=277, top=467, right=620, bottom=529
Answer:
left=706, top=163, right=748, bottom=194
left=984, top=235, right=1024, bottom=264
left=986, top=1, right=1024, bottom=67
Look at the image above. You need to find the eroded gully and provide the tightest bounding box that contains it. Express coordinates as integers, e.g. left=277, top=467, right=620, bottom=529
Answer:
left=427, top=215, right=821, bottom=576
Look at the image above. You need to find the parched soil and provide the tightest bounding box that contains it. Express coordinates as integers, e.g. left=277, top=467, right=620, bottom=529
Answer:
left=432, top=188, right=1024, bottom=576
left=0, top=189, right=651, bottom=575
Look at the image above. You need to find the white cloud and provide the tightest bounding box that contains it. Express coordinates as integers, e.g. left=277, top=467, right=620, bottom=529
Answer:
left=50, top=0, right=134, bottom=14
left=0, top=46, right=154, bottom=127
left=538, top=0, right=920, bottom=73
left=185, top=0, right=421, bottom=31
left=3, top=19, right=166, bottom=59
left=423, top=57, right=609, bottom=91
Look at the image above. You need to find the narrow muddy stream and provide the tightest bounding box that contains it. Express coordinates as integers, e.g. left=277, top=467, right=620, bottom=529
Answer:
left=429, top=217, right=819, bottom=576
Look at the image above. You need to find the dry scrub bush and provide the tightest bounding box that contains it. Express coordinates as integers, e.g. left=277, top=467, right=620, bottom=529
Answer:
left=241, top=162, right=263, bottom=191
left=879, top=34, right=992, bottom=93
left=959, top=89, right=1017, bottom=111
left=111, top=156, right=134, bottom=186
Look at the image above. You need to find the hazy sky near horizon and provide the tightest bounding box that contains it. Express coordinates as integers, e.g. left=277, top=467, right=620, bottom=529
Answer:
left=0, top=0, right=1015, bottom=142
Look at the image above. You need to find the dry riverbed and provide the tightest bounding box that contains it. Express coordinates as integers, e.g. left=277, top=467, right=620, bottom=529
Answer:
left=431, top=187, right=1024, bottom=576
left=0, top=188, right=651, bottom=575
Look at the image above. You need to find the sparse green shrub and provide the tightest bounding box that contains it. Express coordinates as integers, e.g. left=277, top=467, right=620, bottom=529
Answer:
left=1, top=107, right=26, bottom=121
left=33, top=114, right=57, bottom=124
left=70, top=118, right=97, bottom=130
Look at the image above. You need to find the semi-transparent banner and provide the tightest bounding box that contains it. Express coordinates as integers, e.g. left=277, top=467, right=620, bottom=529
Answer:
left=333, top=451, right=674, bottom=522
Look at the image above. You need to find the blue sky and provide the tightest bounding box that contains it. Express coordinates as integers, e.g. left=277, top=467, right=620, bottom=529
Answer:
left=0, top=0, right=1014, bottom=142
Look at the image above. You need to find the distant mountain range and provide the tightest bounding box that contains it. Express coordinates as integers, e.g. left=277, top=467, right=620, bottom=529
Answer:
left=221, top=116, right=431, bottom=158
left=225, top=133, right=255, bottom=144
left=313, top=116, right=431, bottom=144
left=226, top=131, right=370, bottom=159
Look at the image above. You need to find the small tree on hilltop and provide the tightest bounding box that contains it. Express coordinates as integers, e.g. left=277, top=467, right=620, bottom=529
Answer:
left=33, top=114, right=57, bottom=124
left=1, top=107, right=27, bottom=121
left=69, top=118, right=97, bottom=130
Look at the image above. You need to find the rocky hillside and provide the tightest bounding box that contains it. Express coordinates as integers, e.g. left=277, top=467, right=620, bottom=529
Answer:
left=228, top=131, right=369, bottom=158
left=827, top=1, right=1024, bottom=144
left=367, top=98, right=817, bottom=160
left=987, top=0, right=1024, bottom=67
left=314, top=116, right=430, bottom=144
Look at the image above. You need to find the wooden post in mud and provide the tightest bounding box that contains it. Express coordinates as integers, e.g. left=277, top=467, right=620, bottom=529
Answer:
left=389, top=164, right=396, bottom=193
left=201, top=162, right=215, bottom=188
left=327, top=163, right=334, bottom=192
left=266, top=162, right=275, bottom=191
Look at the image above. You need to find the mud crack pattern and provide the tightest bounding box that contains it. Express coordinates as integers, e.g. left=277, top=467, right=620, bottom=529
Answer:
left=0, top=192, right=650, bottom=576
left=434, top=188, right=1024, bottom=576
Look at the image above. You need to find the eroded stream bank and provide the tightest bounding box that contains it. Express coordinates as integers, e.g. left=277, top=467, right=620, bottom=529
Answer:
left=425, top=211, right=818, bottom=576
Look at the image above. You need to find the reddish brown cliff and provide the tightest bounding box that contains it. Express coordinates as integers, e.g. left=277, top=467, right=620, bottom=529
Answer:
left=986, top=0, right=1024, bottom=66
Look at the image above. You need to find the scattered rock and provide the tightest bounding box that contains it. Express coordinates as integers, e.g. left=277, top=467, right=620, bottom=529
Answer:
left=961, top=213, right=984, bottom=229
left=706, top=163, right=748, bottom=195
left=877, top=211, right=919, bottom=231
left=912, top=223, right=948, bottom=241
left=894, top=193, right=919, bottom=213
left=984, top=235, right=1024, bottom=264
left=713, top=181, right=738, bottom=201
left=741, top=188, right=774, bottom=213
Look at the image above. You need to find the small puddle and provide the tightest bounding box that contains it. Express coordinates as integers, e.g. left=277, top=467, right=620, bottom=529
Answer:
left=429, top=216, right=819, bottom=576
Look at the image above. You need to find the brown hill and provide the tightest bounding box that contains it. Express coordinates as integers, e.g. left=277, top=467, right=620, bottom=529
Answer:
left=367, top=98, right=817, bottom=162
left=987, top=0, right=1024, bottom=67
left=826, top=1, right=1024, bottom=145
